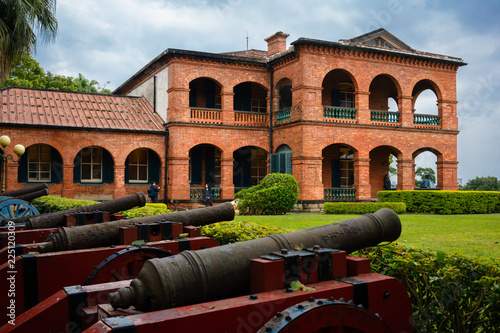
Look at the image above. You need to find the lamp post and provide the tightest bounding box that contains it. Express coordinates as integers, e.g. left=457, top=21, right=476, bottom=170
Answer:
left=0, top=135, right=25, bottom=193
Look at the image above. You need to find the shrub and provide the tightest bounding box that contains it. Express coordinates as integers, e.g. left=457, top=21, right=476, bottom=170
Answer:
left=235, top=173, right=299, bottom=215
left=324, top=202, right=406, bottom=214
left=378, top=190, right=500, bottom=214
left=31, top=196, right=99, bottom=213
left=201, top=220, right=294, bottom=245
left=119, top=203, right=171, bottom=218
left=358, top=244, right=500, bottom=332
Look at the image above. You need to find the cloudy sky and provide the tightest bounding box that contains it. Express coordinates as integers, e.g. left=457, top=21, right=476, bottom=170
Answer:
left=33, top=0, right=500, bottom=184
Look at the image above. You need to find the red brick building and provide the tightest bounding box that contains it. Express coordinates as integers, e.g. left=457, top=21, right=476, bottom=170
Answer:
left=1, top=29, right=466, bottom=207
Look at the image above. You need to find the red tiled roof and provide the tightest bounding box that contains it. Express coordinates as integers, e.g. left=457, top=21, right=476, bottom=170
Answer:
left=0, top=87, right=165, bottom=132
left=220, top=49, right=269, bottom=60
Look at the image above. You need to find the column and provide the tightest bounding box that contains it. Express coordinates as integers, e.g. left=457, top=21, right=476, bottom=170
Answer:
left=220, top=157, right=234, bottom=200
left=221, top=89, right=234, bottom=125
left=354, top=157, right=371, bottom=200
left=292, top=156, right=323, bottom=201
left=397, top=159, right=415, bottom=191
left=355, top=91, right=371, bottom=124
left=113, top=165, right=126, bottom=199
left=438, top=99, right=458, bottom=131
left=398, top=96, right=414, bottom=127
left=61, top=164, right=75, bottom=198
left=167, top=156, right=191, bottom=200
left=437, top=160, right=459, bottom=191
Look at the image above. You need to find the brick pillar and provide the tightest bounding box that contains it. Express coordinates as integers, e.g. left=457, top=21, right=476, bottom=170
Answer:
left=438, top=99, right=458, bottom=131
left=399, top=96, right=414, bottom=127
left=356, top=91, right=371, bottom=124
left=167, top=87, right=191, bottom=123
left=295, top=86, right=323, bottom=122
left=61, top=164, right=75, bottom=198
left=397, top=159, right=414, bottom=191
left=292, top=156, right=323, bottom=201
left=113, top=165, right=126, bottom=199
left=354, top=157, right=371, bottom=200
left=220, top=156, right=234, bottom=200
left=221, top=90, right=234, bottom=125
left=3, top=160, right=21, bottom=192
left=437, top=160, right=459, bottom=191
left=167, top=156, right=190, bottom=200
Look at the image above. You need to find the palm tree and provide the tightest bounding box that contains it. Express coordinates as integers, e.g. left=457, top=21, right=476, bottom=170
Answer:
left=0, top=0, right=58, bottom=82
left=74, top=73, right=99, bottom=93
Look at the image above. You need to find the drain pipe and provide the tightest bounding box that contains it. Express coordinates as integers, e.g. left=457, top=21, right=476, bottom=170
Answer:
left=164, top=127, right=169, bottom=203
left=268, top=64, right=274, bottom=161
left=153, top=76, right=157, bottom=113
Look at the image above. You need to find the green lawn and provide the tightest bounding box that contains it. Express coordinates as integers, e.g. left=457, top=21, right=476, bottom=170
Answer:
left=234, top=213, right=500, bottom=265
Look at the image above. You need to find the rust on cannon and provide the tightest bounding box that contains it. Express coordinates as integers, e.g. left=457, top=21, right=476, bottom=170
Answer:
left=109, top=208, right=402, bottom=312
left=38, top=202, right=236, bottom=253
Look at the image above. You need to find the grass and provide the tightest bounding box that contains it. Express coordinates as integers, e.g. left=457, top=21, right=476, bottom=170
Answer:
left=234, top=213, right=500, bottom=266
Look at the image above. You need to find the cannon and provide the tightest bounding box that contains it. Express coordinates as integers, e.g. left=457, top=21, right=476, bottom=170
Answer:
left=22, top=191, right=147, bottom=229
left=0, top=184, right=48, bottom=223
left=38, top=202, right=236, bottom=252
left=1, top=208, right=413, bottom=333
left=109, top=208, right=401, bottom=312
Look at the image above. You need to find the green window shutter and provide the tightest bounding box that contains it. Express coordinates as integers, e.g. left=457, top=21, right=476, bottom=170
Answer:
left=148, top=150, right=160, bottom=183
left=73, top=152, right=81, bottom=183
left=332, top=89, right=341, bottom=107
left=285, top=150, right=292, bottom=175
left=17, top=154, right=28, bottom=183
left=270, top=154, right=277, bottom=173
left=332, top=159, right=341, bottom=187
left=50, top=147, right=63, bottom=183
left=191, top=146, right=203, bottom=184
left=102, top=149, right=114, bottom=183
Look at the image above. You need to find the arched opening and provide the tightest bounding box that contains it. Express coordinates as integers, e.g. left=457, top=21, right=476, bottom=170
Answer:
left=233, top=146, right=267, bottom=192
left=125, top=148, right=161, bottom=184
left=369, top=146, right=401, bottom=197
left=277, top=79, right=292, bottom=110
left=189, top=77, right=222, bottom=109
left=322, top=144, right=356, bottom=200
left=412, top=80, right=440, bottom=126
left=322, top=69, right=357, bottom=121
left=369, top=74, right=400, bottom=124
left=233, top=82, right=267, bottom=113
left=413, top=149, right=439, bottom=188
left=73, top=146, right=114, bottom=184
left=17, top=144, right=63, bottom=183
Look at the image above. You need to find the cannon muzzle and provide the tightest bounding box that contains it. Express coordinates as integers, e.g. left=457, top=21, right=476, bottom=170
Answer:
left=109, top=208, right=401, bottom=311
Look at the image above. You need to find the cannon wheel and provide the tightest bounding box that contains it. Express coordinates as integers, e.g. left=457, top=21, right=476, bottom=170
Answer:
left=0, top=198, right=40, bottom=221
left=84, top=246, right=173, bottom=285
left=258, top=298, right=391, bottom=333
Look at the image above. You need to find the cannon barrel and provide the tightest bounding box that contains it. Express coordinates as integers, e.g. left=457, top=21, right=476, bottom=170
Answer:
left=24, top=192, right=147, bottom=229
left=109, top=208, right=402, bottom=312
left=0, top=183, right=48, bottom=198
left=38, top=202, right=236, bottom=253
left=14, top=188, right=49, bottom=202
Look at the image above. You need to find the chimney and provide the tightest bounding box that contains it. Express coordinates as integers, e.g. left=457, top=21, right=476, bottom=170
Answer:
left=265, top=31, right=289, bottom=57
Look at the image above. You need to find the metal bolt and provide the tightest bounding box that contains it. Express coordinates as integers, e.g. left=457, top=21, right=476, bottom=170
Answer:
left=285, top=316, right=292, bottom=321
left=249, top=294, right=258, bottom=300
left=308, top=297, right=315, bottom=302
left=383, top=291, right=390, bottom=300
left=280, top=249, right=288, bottom=254
left=276, top=312, right=283, bottom=318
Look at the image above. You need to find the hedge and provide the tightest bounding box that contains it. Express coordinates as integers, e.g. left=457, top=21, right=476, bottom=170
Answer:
left=358, top=244, right=500, bottom=332
left=324, top=202, right=406, bottom=214
left=201, top=220, right=293, bottom=245
left=378, top=190, right=500, bottom=214
left=31, top=195, right=169, bottom=217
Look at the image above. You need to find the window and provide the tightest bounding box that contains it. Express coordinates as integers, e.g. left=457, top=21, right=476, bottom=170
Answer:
left=339, top=148, right=354, bottom=188
left=271, top=145, right=292, bottom=175
left=81, top=147, right=102, bottom=182
left=251, top=149, right=267, bottom=185
left=28, top=144, right=51, bottom=181
left=128, top=149, right=148, bottom=183
left=339, top=82, right=355, bottom=108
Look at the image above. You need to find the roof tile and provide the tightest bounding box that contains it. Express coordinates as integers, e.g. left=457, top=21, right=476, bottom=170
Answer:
left=0, top=88, right=165, bottom=132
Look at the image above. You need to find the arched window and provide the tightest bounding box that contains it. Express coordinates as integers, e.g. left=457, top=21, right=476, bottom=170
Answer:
left=271, top=145, right=292, bottom=175
left=73, top=147, right=114, bottom=183
left=17, top=144, right=63, bottom=183
left=125, top=148, right=160, bottom=184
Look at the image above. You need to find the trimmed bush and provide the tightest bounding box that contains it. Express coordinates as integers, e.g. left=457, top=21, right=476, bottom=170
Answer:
left=119, top=203, right=170, bottom=218
left=378, top=190, right=500, bottom=214
left=201, top=220, right=293, bottom=245
left=235, top=173, right=299, bottom=215
left=324, top=202, right=406, bottom=214
left=358, top=244, right=500, bottom=332
left=31, top=196, right=99, bottom=214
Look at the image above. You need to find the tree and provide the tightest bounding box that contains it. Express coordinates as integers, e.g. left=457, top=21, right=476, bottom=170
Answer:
left=461, top=176, right=500, bottom=191
left=0, top=0, right=58, bottom=82
left=415, top=167, right=436, bottom=187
